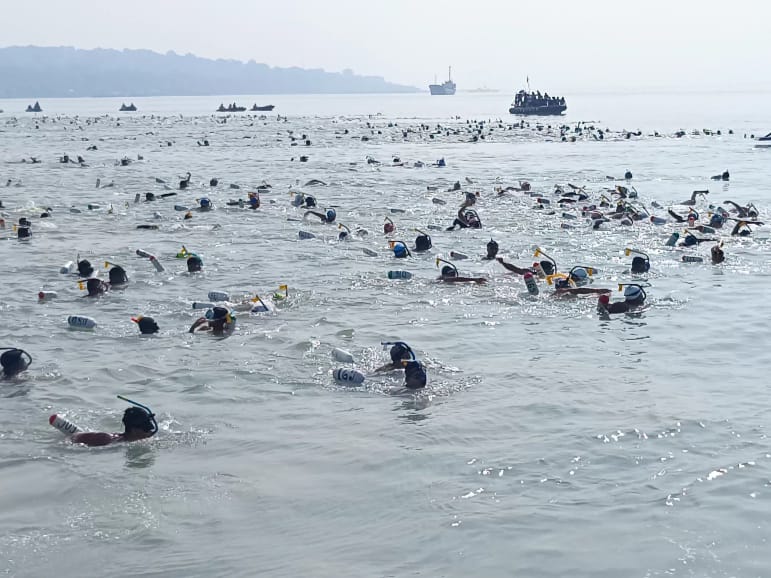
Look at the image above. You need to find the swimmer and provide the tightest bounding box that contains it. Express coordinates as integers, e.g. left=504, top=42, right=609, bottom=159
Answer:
left=446, top=206, right=481, bottom=231
left=0, top=347, right=32, bottom=379
left=679, top=232, right=717, bottom=247
left=553, top=267, right=610, bottom=296
left=597, top=284, right=647, bottom=314
left=711, top=243, right=725, bottom=264
left=189, top=306, right=236, bottom=336
left=131, top=316, right=159, bottom=334
left=84, top=277, right=110, bottom=297
left=77, top=259, right=95, bottom=277
left=437, top=261, right=487, bottom=284
left=403, top=359, right=427, bottom=389
left=724, top=201, right=758, bottom=219
left=107, top=264, right=128, bottom=287
left=187, top=255, right=203, bottom=273
left=376, top=341, right=415, bottom=372
left=70, top=401, right=158, bottom=447
left=384, top=217, right=395, bottom=234
left=198, top=197, right=213, bottom=211
left=413, top=231, right=432, bottom=252
left=247, top=192, right=260, bottom=209
left=305, top=208, right=336, bottom=224
left=680, top=190, right=708, bottom=206
left=482, top=239, right=499, bottom=260
left=730, top=220, right=764, bottom=236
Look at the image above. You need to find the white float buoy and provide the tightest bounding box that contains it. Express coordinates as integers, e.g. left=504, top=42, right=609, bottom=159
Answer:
left=332, top=348, right=355, bottom=363
left=67, top=315, right=97, bottom=330
left=333, top=368, right=365, bottom=385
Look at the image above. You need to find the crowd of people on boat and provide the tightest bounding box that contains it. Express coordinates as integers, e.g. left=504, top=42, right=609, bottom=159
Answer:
left=513, top=90, right=565, bottom=108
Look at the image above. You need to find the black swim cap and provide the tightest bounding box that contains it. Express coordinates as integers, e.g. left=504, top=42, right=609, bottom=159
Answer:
left=0, top=348, right=31, bottom=378
left=389, top=343, right=411, bottom=363
left=415, top=235, right=432, bottom=251
left=540, top=260, right=555, bottom=276
left=187, top=255, right=203, bottom=272
left=137, top=317, right=159, bottom=334
left=404, top=360, right=427, bottom=389
left=109, top=266, right=128, bottom=285
left=86, top=278, right=105, bottom=296
left=631, top=256, right=649, bottom=274
left=122, top=406, right=155, bottom=433
left=441, top=265, right=457, bottom=277
left=78, top=260, right=94, bottom=277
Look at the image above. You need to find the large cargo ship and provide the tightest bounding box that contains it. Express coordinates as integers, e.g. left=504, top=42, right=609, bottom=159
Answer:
left=429, top=67, right=456, bottom=95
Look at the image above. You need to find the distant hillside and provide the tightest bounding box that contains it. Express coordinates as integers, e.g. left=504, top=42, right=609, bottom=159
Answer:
left=0, top=46, right=419, bottom=98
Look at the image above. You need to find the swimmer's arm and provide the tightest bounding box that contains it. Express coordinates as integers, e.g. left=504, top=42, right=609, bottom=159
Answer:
left=442, top=276, right=487, bottom=284
left=70, top=432, right=118, bottom=447
left=374, top=363, right=399, bottom=373
left=667, top=209, right=685, bottom=222
left=495, top=258, right=529, bottom=275
left=556, top=287, right=611, bottom=295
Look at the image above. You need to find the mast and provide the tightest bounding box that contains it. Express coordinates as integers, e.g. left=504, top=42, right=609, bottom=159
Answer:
left=448, top=66, right=452, bottom=82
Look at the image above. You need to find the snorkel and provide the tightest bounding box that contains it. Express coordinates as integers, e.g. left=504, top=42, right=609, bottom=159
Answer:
left=435, top=257, right=459, bottom=278
left=337, top=223, right=351, bottom=241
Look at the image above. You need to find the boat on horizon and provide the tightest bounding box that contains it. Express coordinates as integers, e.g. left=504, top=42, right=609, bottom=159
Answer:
left=217, top=102, right=246, bottom=113
left=429, top=67, right=456, bottom=95
left=509, top=89, right=566, bottom=116
left=466, top=86, right=499, bottom=93
left=119, top=103, right=137, bottom=112
left=25, top=101, right=42, bottom=113
left=250, top=104, right=275, bottom=112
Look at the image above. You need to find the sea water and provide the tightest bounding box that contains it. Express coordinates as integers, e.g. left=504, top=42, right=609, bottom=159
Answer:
left=1, top=92, right=770, bottom=577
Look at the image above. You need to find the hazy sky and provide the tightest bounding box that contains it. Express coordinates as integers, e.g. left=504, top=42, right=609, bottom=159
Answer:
left=4, top=0, right=768, bottom=92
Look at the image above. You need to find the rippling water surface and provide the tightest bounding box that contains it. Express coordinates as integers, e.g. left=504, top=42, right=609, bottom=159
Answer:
left=1, top=92, right=771, bottom=577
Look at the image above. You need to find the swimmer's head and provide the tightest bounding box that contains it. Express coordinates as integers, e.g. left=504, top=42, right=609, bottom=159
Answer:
left=384, top=221, right=395, bottom=234
left=19, top=217, right=30, bottom=227
left=145, top=192, right=156, bottom=202
left=389, top=342, right=413, bottom=364
left=77, top=259, right=94, bottom=277
left=539, top=260, right=555, bottom=276
left=631, top=256, right=649, bottom=274
left=108, top=265, right=128, bottom=285
left=17, top=226, right=30, bottom=239
left=304, top=195, right=317, bottom=208
left=325, top=208, right=336, bottom=223
left=122, top=406, right=157, bottom=435
left=486, top=239, right=499, bottom=258
left=0, top=348, right=31, bottom=378
left=711, top=244, right=725, bottom=264
left=414, top=234, right=432, bottom=252
left=403, top=360, right=427, bottom=389
left=441, top=265, right=457, bottom=278
left=598, top=294, right=610, bottom=306
left=709, top=213, right=725, bottom=228
left=199, top=197, right=211, bottom=209
left=132, top=316, right=159, bottom=335
left=623, top=284, right=646, bottom=305
left=570, top=267, right=589, bottom=287
left=86, top=278, right=106, bottom=296
left=393, top=242, right=408, bottom=258
left=187, top=255, right=203, bottom=272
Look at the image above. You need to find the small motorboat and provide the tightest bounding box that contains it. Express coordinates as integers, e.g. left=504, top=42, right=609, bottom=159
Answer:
left=250, top=104, right=275, bottom=112
left=119, top=103, right=137, bottom=112
left=217, top=103, right=246, bottom=112
left=755, top=132, right=771, bottom=148
left=25, top=101, right=42, bottom=113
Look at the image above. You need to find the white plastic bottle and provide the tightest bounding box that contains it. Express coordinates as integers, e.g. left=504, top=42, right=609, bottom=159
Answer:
left=49, top=414, right=81, bottom=435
